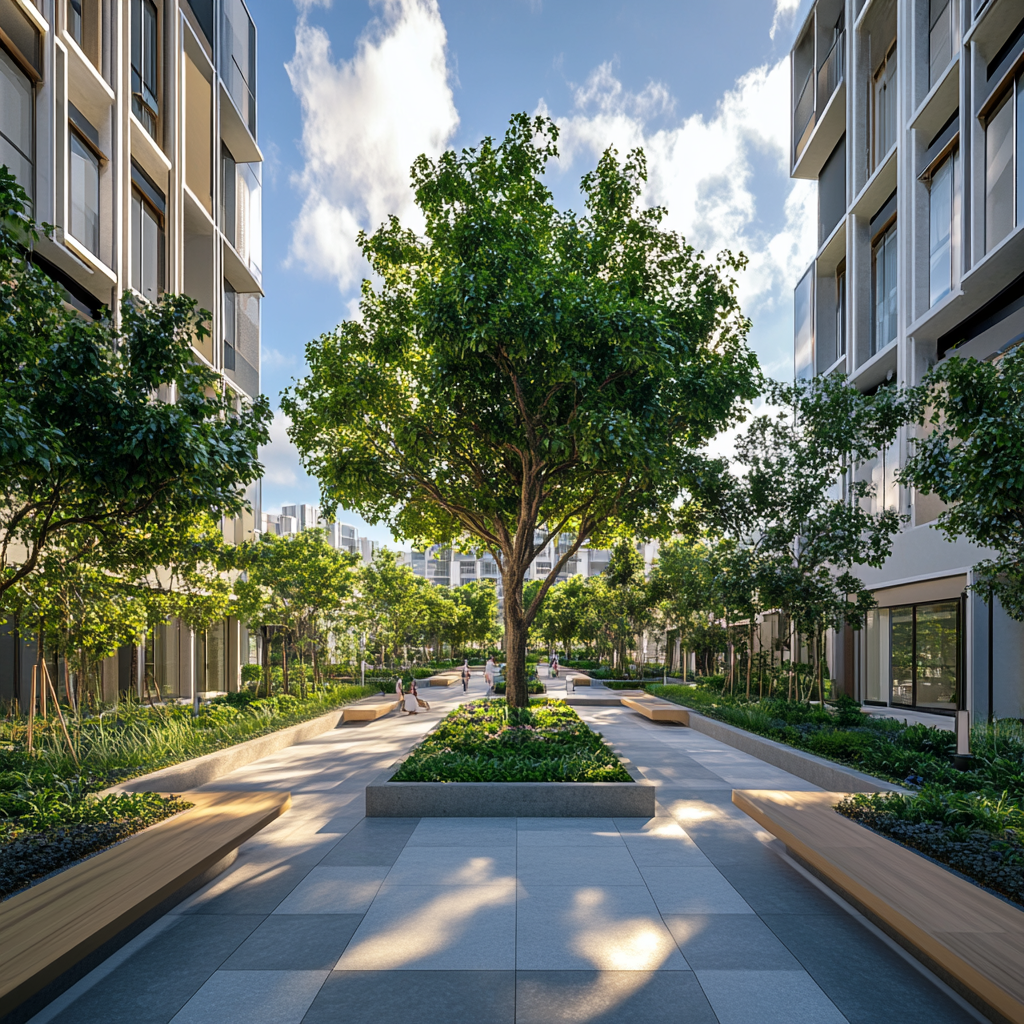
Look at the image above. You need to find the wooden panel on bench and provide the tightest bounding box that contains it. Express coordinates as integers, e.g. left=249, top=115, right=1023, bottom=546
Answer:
left=566, top=673, right=591, bottom=686
left=342, top=700, right=400, bottom=721
left=733, top=789, right=1024, bottom=1024
left=621, top=697, right=689, bottom=724
left=428, top=674, right=459, bottom=686
left=0, top=790, right=289, bottom=1018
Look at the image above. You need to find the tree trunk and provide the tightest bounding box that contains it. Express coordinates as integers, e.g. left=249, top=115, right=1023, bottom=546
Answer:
left=502, top=570, right=529, bottom=708
left=282, top=638, right=289, bottom=695
left=746, top=622, right=753, bottom=700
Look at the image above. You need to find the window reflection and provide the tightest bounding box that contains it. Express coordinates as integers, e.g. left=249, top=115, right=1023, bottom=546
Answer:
left=888, top=601, right=958, bottom=709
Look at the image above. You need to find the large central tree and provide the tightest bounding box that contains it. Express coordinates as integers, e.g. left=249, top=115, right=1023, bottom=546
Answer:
left=284, top=115, right=759, bottom=706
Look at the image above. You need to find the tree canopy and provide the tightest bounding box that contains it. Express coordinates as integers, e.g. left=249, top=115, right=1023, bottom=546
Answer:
left=283, top=114, right=760, bottom=705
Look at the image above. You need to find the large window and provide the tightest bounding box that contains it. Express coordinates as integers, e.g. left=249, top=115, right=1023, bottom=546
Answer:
left=929, top=0, right=955, bottom=87
left=794, top=266, right=813, bottom=379
left=223, top=280, right=236, bottom=370
left=131, top=0, right=159, bottom=136
left=984, top=76, right=1024, bottom=254
left=836, top=264, right=846, bottom=360
left=928, top=150, right=958, bottom=306
left=872, top=42, right=897, bottom=170
left=0, top=48, right=34, bottom=205
left=872, top=221, right=898, bottom=354
left=130, top=164, right=165, bottom=302
left=222, top=0, right=256, bottom=134
left=69, top=131, right=99, bottom=255
left=890, top=601, right=959, bottom=709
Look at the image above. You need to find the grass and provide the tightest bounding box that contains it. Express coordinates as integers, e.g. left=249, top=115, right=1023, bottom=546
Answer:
left=391, top=699, right=632, bottom=783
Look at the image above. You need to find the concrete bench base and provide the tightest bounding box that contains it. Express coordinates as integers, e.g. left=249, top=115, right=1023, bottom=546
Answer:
left=735, top=789, right=1024, bottom=1024
left=342, top=700, right=399, bottom=722
left=367, top=779, right=655, bottom=817
left=622, top=697, right=689, bottom=723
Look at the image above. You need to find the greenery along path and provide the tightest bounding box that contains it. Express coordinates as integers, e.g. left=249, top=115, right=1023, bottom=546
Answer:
left=649, top=683, right=1024, bottom=907
left=0, top=683, right=376, bottom=899
left=391, top=699, right=631, bottom=782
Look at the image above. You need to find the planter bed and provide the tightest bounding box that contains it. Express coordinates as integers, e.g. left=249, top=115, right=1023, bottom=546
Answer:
left=367, top=699, right=654, bottom=818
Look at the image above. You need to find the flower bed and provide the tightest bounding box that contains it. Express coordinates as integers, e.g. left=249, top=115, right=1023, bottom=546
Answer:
left=391, top=699, right=631, bottom=783
left=837, top=790, right=1024, bottom=908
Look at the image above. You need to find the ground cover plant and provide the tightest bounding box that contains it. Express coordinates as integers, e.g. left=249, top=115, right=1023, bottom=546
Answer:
left=391, top=699, right=631, bottom=783
left=0, top=682, right=376, bottom=896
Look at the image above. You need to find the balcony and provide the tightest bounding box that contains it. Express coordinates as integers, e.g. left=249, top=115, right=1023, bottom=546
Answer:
left=792, top=28, right=846, bottom=179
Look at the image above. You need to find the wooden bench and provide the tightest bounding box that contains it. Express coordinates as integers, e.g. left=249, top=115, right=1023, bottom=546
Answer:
left=342, top=699, right=400, bottom=722
left=734, top=789, right=1024, bottom=1024
left=0, top=790, right=289, bottom=1019
left=428, top=673, right=460, bottom=687
left=621, top=697, right=689, bottom=724
left=565, top=672, right=591, bottom=686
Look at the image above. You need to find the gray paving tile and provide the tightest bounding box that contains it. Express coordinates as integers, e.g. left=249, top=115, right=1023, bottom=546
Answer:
left=48, top=916, right=264, bottom=1024
left=183, top=862, right=314, bottom=916
left=762, top=913, right=979, bottom=1024
left=716, top=864, right=845, bottom=916
left=516, top=884, right=688, bottom=970
left=516, top=845, right=644, bottom=885
left=272, top=866, right=389, bottom=914
left=405, top=821, right=518, bottom=847
left=514, top=970, right=717, bottom=1023
left=301, top=971, right=515, bottom=1023
left=318, top=819, right=418, bottom=866
left=169, top=970, right=328, bottom=1023
left=695, top=969, right=848, bottom=1023
left=663, top=914, right=802, bottom=970
left=517, top=817, right=618, bottom=830
left=642, top=866, right=754, bottom=914
left=337, top=883, right=516, bottom=970
left=382, top=846, right=516, bottom=886
left=517, top=829, right=626, bottom=848
left=221, top=915, right=363, bottom=971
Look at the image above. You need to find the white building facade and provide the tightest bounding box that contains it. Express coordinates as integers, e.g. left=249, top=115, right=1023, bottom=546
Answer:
left=790, top=0, right=1024, bottom=718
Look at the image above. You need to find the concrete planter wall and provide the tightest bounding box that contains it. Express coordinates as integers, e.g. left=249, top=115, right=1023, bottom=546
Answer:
left=684, top=711, right=904, bottom=793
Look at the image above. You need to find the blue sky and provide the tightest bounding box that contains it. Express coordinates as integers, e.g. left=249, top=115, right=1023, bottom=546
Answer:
left=246, top=0, right=815, bottom=542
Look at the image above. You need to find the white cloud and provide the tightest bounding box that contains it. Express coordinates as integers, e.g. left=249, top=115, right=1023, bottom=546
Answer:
left=543, top=59, right=815, bottom=361
left=770, top=0, right=802, bottom=41
left=285, top=0, right=459, bottom=292
left=259, top=410, right=302, bottom=487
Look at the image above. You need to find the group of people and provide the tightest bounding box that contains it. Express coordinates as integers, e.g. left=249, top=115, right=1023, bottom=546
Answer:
left=394, top=656, right=503, bottom=715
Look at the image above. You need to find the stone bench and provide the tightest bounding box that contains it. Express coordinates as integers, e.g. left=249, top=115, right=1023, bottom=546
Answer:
left=342, top=699, right=400, bottom=722
left=734, top=789, right=1024, bottom=1024
left=0, top=790, right=289, bottom=1021
left=621, top=697, right=689, bottom=724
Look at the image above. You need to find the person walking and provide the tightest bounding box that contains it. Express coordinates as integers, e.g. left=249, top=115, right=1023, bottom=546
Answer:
left=461, top=659, right=471, bottom=693
left=395, top=676, right=407, bottom=713
left=404, top=679, right=420, bottom=715
left=485, top=656, right=496, bottom=691
left=551, top=653, right=560, bottom=679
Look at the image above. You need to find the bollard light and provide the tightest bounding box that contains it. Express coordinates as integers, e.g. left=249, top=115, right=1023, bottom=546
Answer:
left=953, top=709, right=973, bottom=771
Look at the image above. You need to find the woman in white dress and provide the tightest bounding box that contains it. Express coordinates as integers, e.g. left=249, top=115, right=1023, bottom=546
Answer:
left=484, top=657, right=496, bottom=690
left=404, top=678, right=419, bottom=714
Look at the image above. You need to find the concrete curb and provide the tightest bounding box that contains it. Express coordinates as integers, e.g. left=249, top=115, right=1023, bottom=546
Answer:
left=100, top=704, right=363, bottom=795
left=684, top=712, right=905, bottom=793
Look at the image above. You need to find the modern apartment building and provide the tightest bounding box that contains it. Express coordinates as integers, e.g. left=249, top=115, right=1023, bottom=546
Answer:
left=261, top=506, right=378, bottom=563
left=0, top=0, right=263, bottom=703
left=790, top=0, right=1024, bottom=719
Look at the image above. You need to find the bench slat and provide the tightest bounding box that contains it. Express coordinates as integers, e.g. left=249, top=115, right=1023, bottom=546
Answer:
left=0, top=790, right=289, bottom=1017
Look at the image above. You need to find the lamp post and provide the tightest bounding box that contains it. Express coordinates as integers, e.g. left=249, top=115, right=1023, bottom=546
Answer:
left=953, top=709, right=973, bottom=771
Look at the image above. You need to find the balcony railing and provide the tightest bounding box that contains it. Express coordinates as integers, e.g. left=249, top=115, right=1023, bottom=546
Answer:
left=817, top=31, right=845, bottom=111
left=793, top=68, right=815, bottom=162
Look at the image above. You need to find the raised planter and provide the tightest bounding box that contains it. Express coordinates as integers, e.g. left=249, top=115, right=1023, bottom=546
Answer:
left=366, top=774, right=655, bottom=818
left=101, top=698, right=381, bottom=795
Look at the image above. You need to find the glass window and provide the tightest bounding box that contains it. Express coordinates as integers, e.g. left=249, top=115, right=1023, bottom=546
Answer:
left=1018, top=77, right=1024, bottom=229
left=929, top=0, right=953, bottom=87
left=222, top=0, right=256, bottom=134
left=223, top=280, right=236, bottom=370
left=836, top=264, right=846, bottom=359
left=888, top=601, right=959, bottom=709
left=131, top=0, right=159, bottom=136
left=864, top=607, right=889, bottom=703
left=929, top=152, right=954, bottom=306
left=985, top=92, right=1014, bottom=253
left=872, top=222, right=897, bottom=354
left=69, top=132, right=99, bottom=255
left=872, top=44, right=897, bottom=170
left=131, top=188, right=163, bottom=301
left=0, top=48, right=34, bottom=204
left=220, top=144, right=236, bottom=242
left=794, top=266, right=813, bottom=379
left=67, top=0, right=83, bottom=45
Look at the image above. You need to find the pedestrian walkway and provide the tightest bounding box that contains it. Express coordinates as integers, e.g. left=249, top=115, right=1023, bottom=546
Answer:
left=29, top=683, right=981, bottom=1024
